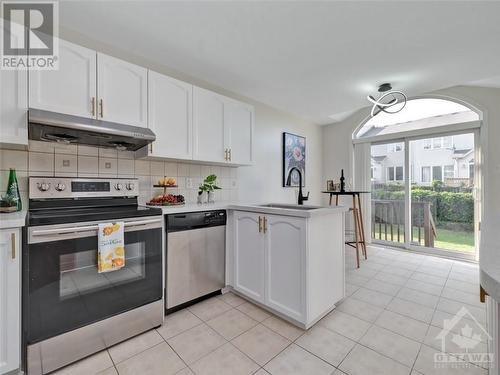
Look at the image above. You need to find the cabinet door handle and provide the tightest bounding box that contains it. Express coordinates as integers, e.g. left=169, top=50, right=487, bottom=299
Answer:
left=99, top=98, right=104, bottom=118
left=224, top=149, right=228, bottom=161
left=263, top=217, right=267, bottom=233
left=10, top=232, right=15, bottom=259
left=258, top=216, right=262, bottom=233
left=228, top=148, right=232, bottom=162
left=91, top=97, right=96, bottom=116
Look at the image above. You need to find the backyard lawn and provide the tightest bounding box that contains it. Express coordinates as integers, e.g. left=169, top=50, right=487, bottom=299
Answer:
left=372, top=224, right=474, bottom=253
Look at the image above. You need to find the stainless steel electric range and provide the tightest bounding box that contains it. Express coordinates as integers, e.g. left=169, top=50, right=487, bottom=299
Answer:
left=23, top=177, right=163, bottom=375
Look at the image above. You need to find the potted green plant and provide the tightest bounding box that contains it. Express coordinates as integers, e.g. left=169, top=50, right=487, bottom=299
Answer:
left=198, top=174, right=221, bottom=204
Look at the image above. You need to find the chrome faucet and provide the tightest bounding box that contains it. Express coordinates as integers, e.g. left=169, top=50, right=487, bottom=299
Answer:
left=286, top=167, right=309, bottom=205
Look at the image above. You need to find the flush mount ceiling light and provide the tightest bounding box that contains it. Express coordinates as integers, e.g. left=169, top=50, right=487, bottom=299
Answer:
left=367, top=83, right=407, bottom=117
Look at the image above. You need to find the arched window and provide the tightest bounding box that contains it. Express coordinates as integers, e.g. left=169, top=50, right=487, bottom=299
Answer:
left=354, top=98, right=480, bottom=143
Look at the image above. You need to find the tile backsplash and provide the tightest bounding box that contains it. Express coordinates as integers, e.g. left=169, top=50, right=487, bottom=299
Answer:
left=0, top=141, right=239, bottom=206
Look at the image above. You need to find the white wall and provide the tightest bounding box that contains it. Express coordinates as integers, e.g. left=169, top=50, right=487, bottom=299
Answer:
left=59, top=28, right=323, bottom=206
left=321, top=85, right=500, bottom=261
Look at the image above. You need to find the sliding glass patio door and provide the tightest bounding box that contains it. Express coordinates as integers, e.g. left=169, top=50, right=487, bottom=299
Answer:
left=370, top=132, right=477, bottom=259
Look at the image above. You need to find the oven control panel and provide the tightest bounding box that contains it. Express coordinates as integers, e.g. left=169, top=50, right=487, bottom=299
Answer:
left=29, top=177, right=139, bottom=199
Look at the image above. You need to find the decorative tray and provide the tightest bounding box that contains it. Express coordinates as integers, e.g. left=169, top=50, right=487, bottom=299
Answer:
left=147, top=201, right=185, bottom=207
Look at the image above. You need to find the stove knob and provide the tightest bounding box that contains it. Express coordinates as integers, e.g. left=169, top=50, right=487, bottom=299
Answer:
left=55, top=183, right=66, bottom=192
left=126, top=182, right=135, bottom=191
left=37, top=182, right=51, bottom=192
left=114, top=183, right=123, bottom=191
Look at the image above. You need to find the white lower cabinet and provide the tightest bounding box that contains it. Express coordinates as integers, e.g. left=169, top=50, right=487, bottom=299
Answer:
left=233, top=212, right=266, bottom=303
left=231, top=209, right=345, bottom=328
left=265, top=215, right=306, bottom=322
left=0, top=228, right=21, bottom=375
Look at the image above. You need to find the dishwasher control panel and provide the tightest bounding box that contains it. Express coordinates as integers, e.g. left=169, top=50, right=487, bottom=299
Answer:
left=167, top=210, right=226, bottom=232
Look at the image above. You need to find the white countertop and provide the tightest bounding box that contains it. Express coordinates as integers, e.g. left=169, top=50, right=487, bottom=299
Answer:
left=0, top=210, right=27, bottom=229
left=228, top=203, right=348, bottom=218
left=146, top=202, right=233, bottom=214
left=147, top=201, right=348, bottom=218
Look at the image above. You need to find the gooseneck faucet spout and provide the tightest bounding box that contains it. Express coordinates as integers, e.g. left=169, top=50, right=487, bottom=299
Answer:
left=286, top=167, right=309, bottom=205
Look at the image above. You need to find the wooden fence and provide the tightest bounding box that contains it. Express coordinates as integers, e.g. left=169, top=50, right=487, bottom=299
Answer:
left=371, top=199, right=437, bottom=247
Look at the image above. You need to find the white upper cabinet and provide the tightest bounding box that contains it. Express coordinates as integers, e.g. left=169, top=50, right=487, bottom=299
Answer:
left=147, top=71, right=193, bottom=159
left=193, top=87, right=226, bottom=163
left=0, top=228, right=21, bottom=375
left=0, top=67, right=27, bottom=147
left=97, top=53, right=148, bottom=127
left=30, top=39, right=97, bottom=118
left=224, top=99, right=254, bottom=165
left=193, top=86, right=254, bottom=165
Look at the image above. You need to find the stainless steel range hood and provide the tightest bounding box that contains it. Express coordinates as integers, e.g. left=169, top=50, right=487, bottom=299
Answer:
left=28, top=109, right=155, bottom=151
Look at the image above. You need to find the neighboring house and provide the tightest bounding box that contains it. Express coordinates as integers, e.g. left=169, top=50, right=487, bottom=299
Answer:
left=371, top=133, right=474, bottom=186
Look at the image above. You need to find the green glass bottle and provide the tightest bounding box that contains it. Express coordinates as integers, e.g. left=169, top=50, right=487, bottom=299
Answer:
left=6, top=168, right=22, bottom=211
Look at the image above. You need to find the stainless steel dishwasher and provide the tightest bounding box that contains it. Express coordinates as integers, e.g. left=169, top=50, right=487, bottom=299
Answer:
left=166, top=210, right=226, bottom=312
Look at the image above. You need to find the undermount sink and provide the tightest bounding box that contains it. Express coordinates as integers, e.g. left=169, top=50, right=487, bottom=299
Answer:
left=259, top=203, right=322, bottom=210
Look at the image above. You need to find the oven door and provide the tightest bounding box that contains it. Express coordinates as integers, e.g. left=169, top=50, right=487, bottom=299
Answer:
left=25, top=216, right=163, bottom=344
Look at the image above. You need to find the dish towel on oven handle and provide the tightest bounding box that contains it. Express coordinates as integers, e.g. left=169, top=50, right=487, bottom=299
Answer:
left=98, top=222, right=125, bottom=273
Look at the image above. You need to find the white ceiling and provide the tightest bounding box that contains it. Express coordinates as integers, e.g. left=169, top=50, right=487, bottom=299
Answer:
left=59, top=1, right=500, bottom=125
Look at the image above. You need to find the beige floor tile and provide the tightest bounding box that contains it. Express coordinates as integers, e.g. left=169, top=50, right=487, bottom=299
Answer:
left=375, top=310, right=429, bottom=342
left=374, top=272, right=408, bottom=286
left=175, top=368, right=195, bottom=375
left=405, top=279, right=444, bottom=296
left=436, top=298, right=486, bottom=324
left=319, top=309, right=371, bottom=341
left=206, top=308, right=258, bottom=340
left=167, top=324, right=226, bottom=364
left=431, top=310, right=487, bottom=343
left=52, top=350, right=113, bottom=375
left=345, top=272, right=370, bottom=287
left=410, top=272, right=447, bottom=287
left=339, top=344, right=411, bottom=375
left=231, top=324, right=290, bottom=366
left=253, top=369, right=270, bottom=375
left=440, top=288, right=482, bottom=308
left=264, top=344, right=334, bottom=375
left=261, top=316, right=305, bottom=341
left=424, top=325, right=488, bottom=368
left=413, top=344, right=487, bottom=375
left=352, top=287, right=394, bottom=307
left=387, top=297, right=435, bottom=324
left=445, top=278, right=479, bottom=295
left=217, top=292, right=247, bottom=307
left=108, top=330, right=163, bottom=364
left=188, top=297, right=233, bottom=321
left=116, top=342, right=185, bottom=375
left=382, top=265, right=414, bottom=278
left=236, top=302, right=271, bottom=322
left=360, top=325, right=421, bottom=367
left=157, top=309, right=203, bottom=340
left=345, top=283, right=360, bottom=296
left=190, top=343, right=259, bottom=375
left=96, top=367, right=118, bottom=375
left=364, top=278, right=402, bottom=295
left=337, top=297, right=384, bottom=323
left=397, top=287, right=440, bottom=309
left=295, top=325, right=355, bottom=366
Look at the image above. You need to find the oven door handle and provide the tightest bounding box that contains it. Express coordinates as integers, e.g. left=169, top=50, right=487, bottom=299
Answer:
left=31, top=217, right=163, bottom=236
